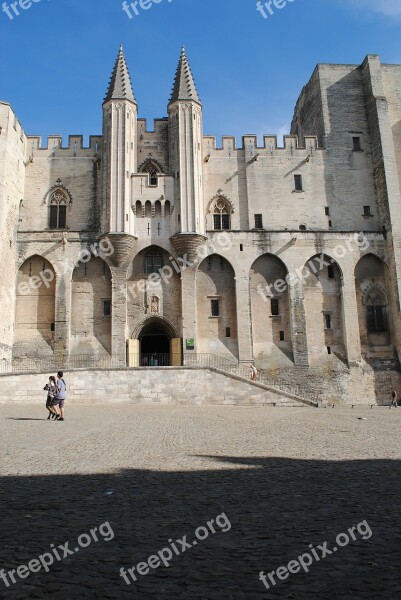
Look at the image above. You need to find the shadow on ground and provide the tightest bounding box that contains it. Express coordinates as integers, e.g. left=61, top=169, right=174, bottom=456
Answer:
left=0, top=457, right=400, bottom=599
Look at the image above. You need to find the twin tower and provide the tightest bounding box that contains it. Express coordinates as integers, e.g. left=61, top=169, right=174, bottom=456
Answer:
left=102, top=46, right=205, bottom=254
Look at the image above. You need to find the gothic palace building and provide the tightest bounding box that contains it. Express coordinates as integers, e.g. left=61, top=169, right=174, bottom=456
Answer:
left=1, top=48, right=401, bottom=402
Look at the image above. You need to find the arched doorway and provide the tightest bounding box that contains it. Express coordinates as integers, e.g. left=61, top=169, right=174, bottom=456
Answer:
left=129, top=317, right=181, bottom=367
left=140, top=321, right=171, bottom=366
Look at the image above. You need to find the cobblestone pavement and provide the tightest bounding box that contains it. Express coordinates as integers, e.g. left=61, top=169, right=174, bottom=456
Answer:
left=1, top=403, right=401, bottom=599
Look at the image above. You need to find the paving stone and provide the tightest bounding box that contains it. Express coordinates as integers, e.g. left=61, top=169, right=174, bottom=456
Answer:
left=0, top=404, right=400, bottom=598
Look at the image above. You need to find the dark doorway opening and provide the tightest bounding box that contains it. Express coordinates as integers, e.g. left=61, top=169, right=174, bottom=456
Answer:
left=139, top=322, right=171, bottom=366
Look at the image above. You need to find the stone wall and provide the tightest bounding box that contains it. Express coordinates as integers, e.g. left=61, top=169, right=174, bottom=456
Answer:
left=0, top=102, right=26, bottom=364
left=0, top=368, right=305, bottom=406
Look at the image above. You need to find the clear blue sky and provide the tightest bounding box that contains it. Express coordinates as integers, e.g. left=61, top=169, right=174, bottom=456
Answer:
left=0, top=0, right=400, bottom=146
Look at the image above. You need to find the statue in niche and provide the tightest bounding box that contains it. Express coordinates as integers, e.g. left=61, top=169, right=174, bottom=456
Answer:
left=150, top=295, right=160, bottom=314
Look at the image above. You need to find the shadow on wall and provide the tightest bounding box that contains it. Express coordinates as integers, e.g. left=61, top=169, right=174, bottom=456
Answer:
left=0, top=457, right=400, bottom=599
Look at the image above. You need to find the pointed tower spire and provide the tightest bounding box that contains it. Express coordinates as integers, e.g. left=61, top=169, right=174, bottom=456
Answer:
left=169, top=47, right=201, bottom=105
left=104, top=45, right=137, bottom=105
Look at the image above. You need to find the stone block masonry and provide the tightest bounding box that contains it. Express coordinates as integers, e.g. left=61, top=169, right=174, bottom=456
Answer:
left=0, top=368, right=306, bottom=407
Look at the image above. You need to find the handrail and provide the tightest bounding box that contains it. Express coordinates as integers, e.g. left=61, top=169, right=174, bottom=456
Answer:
left=2, top=352, right=319, bottom=404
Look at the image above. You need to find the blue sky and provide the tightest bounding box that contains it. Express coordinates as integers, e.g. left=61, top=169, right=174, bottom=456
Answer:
left=0, top=0, right=400, bottom=146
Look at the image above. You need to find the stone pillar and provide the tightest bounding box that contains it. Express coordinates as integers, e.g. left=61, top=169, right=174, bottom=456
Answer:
left=235, top=273, right=253, bottom=364
left=54, top=271, right=71, bottom=365
left=288, top=280, right=309, bottom=368
left=110, top=269, right=128, bottom=360
left=340, top=273, right=362, bottom=366
left=181, top=267, right=197, bottom=363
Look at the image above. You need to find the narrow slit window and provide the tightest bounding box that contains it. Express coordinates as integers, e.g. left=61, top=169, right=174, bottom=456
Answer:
left=294, top=175, right=303, bottom=191
left=254, top=214, right=263, bottom=229
left=103, top=300, right=111, bottom=317
left=324, top=313, right=332, bottom=329
left=211, top=299, right=220, bottom=317
left=271, top=298, right=280, bottom=317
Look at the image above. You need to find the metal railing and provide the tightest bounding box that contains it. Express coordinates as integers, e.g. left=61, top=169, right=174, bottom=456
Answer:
left=4, top=354, right=127, bottom=374
left=183, top=354, right=319, bottom=404
left=2, top=352, right=319, bottom=405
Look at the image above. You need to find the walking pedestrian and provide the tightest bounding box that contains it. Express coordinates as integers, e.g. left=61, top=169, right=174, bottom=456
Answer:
left=390, top=387, right=398, bottom=408
left=53, top=371, right=67, bottom=421
left=249, top=364, right=257, bottom=381
left=43, top=376, right=58, bottom=420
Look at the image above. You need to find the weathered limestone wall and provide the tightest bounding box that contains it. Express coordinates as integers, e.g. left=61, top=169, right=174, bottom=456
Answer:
left=127, top=246, right=182, bottom=340
left=71, top=257, right=112, bottom=355
left=0, top=102, right=26, bottom=365
left=291, top=63, right=379, bottom=232
left=137, top=118, right=169, bottom=173
left=381, top=65, right=401, bottom=200
left=22, top=135, right=102, bottom=233
left=0, top=368, right=304, bottom=406
left=196, top=255, right=238, bottom=360
left=14, top=256, right=56, bottom=357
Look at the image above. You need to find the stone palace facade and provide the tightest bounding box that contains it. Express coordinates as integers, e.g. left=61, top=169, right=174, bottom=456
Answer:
left=1, top=48, right=401, bottom=402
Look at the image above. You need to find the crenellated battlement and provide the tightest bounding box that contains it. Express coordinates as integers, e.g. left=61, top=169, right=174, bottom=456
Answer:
left=137, top=118, right=168, bottom=136
left=26, top=134, right=103, bottom=155
left=0, top=101, right=27, bottom=147
left=203, top=134, right=321, bottom=154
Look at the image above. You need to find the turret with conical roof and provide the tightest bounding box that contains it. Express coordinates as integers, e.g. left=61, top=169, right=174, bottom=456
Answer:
left=168, top=48, right=205, bottom=237
left=104, top=45, right=137, bottom=105
left=102, top=46, right=138, bottom=234
left=169, top=47, right=201, bottom=106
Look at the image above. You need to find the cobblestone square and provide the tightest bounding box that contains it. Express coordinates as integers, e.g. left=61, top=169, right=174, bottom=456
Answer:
left=1, top=403, right=400, bottom=599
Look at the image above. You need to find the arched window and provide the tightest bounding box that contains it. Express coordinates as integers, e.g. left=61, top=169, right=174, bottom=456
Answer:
left=365, top=289, right=387, bottom=333
left=210, top=196, right=232, bottom=230
left=145, top=201, right=152, bottom=218
left=140, top=160, right=162, bottom=187
left=165, top=200, right=171, bottom=217
left=49, top=188, right=68, bottom=229
left=145, top=248, right=163, bottom=275
left=155, top=200, right=162, bottom=218
left=135, top=200, right=143, bottom=217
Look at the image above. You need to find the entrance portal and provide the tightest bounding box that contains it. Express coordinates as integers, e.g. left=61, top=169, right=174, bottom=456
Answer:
left=139, top=321, right=171, bottom=366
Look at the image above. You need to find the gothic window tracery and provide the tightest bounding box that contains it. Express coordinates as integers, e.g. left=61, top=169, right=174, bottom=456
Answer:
left=210, top=196, right=232, bottom=230
left=364, top=287, right=388, bottom=333
left=140, top=160, right=163, bottom=187
left=49, top=188, right=68, bottom=229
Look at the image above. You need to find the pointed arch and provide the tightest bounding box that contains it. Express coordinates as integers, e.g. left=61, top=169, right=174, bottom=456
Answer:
left=71, top=257, right=112, bottom=355
left=127, top=247, right=182, bottom=348
left=145, top=200, right=152, bottom=218
left=207, top=192, right=234, bottom=230
left=196, top=254, right=238, bottom=360
left=250, top=253, right=292, bottom=367
left=44, top=180, right=72, bottom=229
left=132, top=316, right=179, bottom=340
left=355, top=254, right=391, bottom=346
left=303, top=253, right=345, bottom=359
left=139, top=158, right=164, bottom=186
left=14, top=255, right=56, bottom=358
left=135, top=200, right=143, bottom=217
